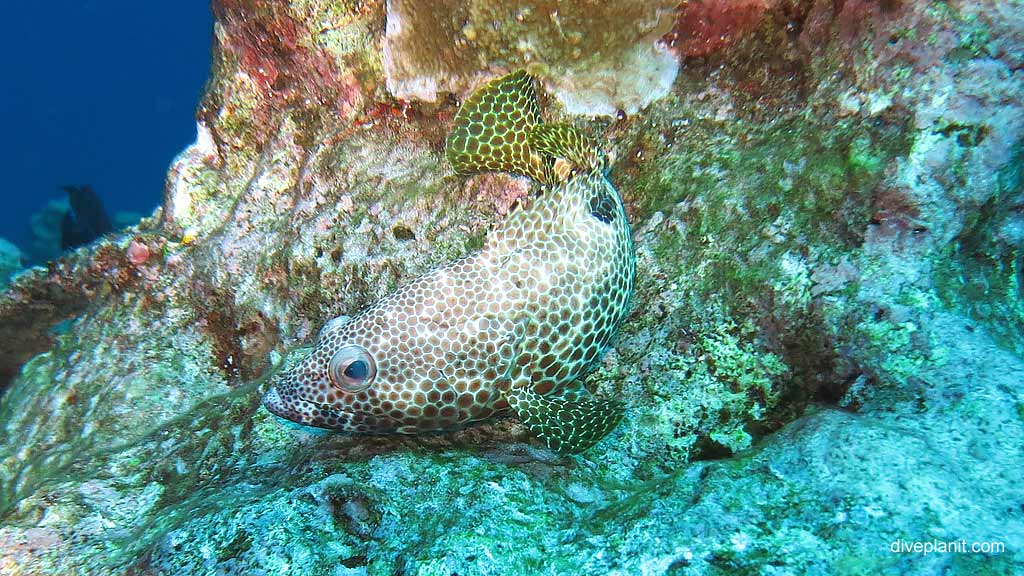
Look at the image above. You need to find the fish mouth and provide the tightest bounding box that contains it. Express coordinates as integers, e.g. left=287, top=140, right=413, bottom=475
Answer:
left=262, top=384, right=401, bottom=434
left=262, top=383, right=405, bottom=434
left=260, top=386, right=292, bottom=420
left=261, top=385, right=352, bottom=429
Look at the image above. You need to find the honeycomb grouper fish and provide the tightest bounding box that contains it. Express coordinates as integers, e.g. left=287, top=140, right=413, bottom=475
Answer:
left=263, top=70, right=635, bottom=453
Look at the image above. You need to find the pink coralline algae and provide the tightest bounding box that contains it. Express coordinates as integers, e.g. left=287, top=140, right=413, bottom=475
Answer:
left=211, top=0, right=364, bottom=118
left=667, top=0, right=774, bottom=57
left=127, top=240, right=150, bottom=267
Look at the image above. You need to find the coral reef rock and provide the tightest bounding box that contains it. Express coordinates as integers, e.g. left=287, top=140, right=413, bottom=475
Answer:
left=0, top=0, right=1022, bottom=574
left=383, top=0, right=680, bottom=115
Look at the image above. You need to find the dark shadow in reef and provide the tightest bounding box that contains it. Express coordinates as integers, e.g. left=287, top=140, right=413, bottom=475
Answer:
left=0, top=270, right=92, bottom=395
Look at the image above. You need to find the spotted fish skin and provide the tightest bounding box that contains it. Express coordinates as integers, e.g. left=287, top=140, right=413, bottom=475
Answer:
left=263, top=71, right=634, bottom=453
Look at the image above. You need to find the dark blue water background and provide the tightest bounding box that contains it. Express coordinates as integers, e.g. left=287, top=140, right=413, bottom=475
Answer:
left=0, top=1, right=212, bottom=254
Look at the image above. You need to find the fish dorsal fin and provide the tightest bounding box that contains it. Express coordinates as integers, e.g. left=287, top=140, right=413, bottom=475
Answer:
left=504, top=385, right=623, bottom=454
left=446, top=70, right=552, bottom=183
left=529, top=123, right=608, bottom=182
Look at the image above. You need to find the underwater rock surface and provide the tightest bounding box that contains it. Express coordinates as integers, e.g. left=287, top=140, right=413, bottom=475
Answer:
left=0, top=0, right=1022, bottom=574
left=383, top=0, right=679, bottom=115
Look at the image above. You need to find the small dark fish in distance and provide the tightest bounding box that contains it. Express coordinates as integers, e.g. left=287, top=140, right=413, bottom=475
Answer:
left=60, top=185, right=113, bottom=250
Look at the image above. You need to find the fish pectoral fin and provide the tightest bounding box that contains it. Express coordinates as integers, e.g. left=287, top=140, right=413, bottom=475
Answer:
left=528, top=123, right=607, bottom=178
left=504, top=385, right=623, bottom=454
left=445, top=70, right=552, bottom=183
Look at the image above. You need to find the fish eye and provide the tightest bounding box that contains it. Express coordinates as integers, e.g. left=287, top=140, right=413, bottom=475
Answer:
left=344, top=360, right=368, bottom=380
left=328, top=344, right=376, bottom=392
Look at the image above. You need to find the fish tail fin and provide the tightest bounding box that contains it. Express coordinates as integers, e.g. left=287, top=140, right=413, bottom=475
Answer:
left=505, top=385, right=623, bottom=454
left=446, top=70, right=553, bottom=183
left=529, top=123, right=608, bottom=181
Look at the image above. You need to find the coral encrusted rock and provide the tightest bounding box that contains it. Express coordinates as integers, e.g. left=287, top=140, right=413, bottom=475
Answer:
left=383, top=0, right=680, bottom=115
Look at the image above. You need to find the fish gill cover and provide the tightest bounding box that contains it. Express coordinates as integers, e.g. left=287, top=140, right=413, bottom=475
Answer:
left=0, top=0, right=1022, bottom=574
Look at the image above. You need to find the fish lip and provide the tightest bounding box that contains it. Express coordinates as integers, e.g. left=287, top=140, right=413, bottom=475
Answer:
left=261, top=384, right=355, bottom=423
left=260, top=386, right=290, bottom=419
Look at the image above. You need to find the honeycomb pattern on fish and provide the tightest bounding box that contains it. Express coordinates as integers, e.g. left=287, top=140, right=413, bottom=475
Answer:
left=446, top=70, right=552, bottom=182
left=264, top=70, right=635, bottom=453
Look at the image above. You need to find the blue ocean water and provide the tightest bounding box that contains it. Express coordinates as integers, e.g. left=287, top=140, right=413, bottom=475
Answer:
left=0, top=0, right=212, bottom=257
